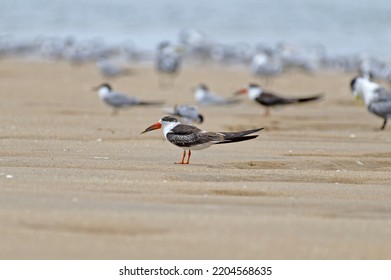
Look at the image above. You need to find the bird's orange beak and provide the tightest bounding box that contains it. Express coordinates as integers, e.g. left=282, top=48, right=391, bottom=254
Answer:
left=234, top=88, right=248, bottom=95
left=141, top=122, right=162, bottom=134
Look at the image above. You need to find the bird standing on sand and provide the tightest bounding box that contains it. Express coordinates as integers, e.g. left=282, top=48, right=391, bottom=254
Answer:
left=93, top=83, right=163, bottom=116
left=250, top=53, right=284, bottom=85
left=96, top=59, right=131, bottom=78
left=235, top=83, right=323, bottom=116
left=162, top=104, right=204, bottom=124
left=194, top=84, right=240, bottom=106
left=141, top=116, right=263, bottom=164
left=156, top=41, right=182, bottom=89
left=350, top=76, right=391, bottom=130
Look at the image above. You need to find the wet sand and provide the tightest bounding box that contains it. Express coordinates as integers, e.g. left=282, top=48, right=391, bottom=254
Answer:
left=0, top=59, right=391, bottom=259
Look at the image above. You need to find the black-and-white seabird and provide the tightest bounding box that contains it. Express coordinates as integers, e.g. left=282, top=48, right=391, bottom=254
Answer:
left=194, top=84, right=240, bottom=106
left=93, top=83, right=163, bottom=116
left=235, top=83, right=323, bottom=116
left=350, top=76, right=391, bottom=130
left=141, top=116, right=263, bottom=164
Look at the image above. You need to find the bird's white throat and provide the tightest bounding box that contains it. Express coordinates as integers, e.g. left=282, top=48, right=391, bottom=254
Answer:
left=98, top=86, right=111, bottom=100
left=161, top=120, right=180, bottom=138
left=356, top=78, right=379, bottom=106
left=248, top=87, right=262, bottom=100
left=194, top=87, right=206, bottom=101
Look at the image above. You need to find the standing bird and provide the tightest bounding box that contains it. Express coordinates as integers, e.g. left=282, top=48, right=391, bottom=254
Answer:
left=350, top=76, right=391, bottom=130
left=194, top=84, right=240, bottom=106
left=96, top=59, right=132, bottom=78
left=93, top=83, right=163, bottom=116
left=235, top=83, right=323, bottom=116
left=156, top=41, right=182, bottom=89
left=141, top=116, right=263, bottom=164
left=250, top=53, right=284, bottom=86
left=162, top=104, right=204, bottom=124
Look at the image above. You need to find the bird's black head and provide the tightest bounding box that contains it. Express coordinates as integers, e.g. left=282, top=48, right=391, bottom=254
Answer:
left=248, top=83, right=260, bottom=88
left=198, top=84, right=208, bottom=91
left=350, top=77, right=358, bottom=92
left=93, top=83, right=112, bottom=91
left=161, top=116, right=179, bottom=123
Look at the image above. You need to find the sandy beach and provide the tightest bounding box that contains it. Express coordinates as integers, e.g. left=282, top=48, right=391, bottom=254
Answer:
left=0, top=59, right=390, bottom=260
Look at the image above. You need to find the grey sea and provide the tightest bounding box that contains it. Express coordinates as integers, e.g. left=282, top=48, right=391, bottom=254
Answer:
left=1, top=0, right=391, bottom=59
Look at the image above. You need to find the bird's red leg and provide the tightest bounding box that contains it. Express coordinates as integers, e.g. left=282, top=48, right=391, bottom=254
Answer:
left=187, top=150, right=192, bottom=164
left=175, top=150, right=186, bottom=164
left=111, top=108, right=118, bottom=116
left=263, top=108, right=270, bottom=117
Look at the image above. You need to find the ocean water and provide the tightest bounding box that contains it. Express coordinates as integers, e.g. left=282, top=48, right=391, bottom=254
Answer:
left=1, top=0, right=391, bottom=59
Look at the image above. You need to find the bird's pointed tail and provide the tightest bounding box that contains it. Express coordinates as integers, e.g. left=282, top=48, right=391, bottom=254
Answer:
left=215, top=128, right=264, bottom=144
left=138, top=101, right=165, bottom=106
left=297, top=93, right=324, bottom=103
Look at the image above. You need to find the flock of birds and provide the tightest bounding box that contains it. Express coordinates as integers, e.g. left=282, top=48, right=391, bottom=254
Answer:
left=3, top=29, right=391, bottom=83
left=93, top=45, right=329, bottom=164
left=93, top=52, right=390, bottom=164
left=93, top=81, right=273, bottom=164
left=3, top=30, right=391, bottom=164
left=93, top=80, right=326, bottom=121
left=94, top=71, right=391, bottom=164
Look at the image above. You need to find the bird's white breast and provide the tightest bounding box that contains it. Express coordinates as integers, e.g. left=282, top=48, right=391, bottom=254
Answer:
left=194, top=88, right=207, bottom=101
left=98, top=87, right=111, bottom=100
left=162, top=121, right=180, bottom=139
left=248, top=87, right=262, bottom=100
left=358, top=79, right=380, bottom=105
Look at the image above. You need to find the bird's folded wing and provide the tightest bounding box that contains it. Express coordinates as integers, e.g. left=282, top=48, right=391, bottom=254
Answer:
left=369, top=100, right=391, bottom=116
left=256, top=92, right=295, bottom=105
left=375, top=87, right=391, bottom=101
left=105, top=93, right=139, bottom=106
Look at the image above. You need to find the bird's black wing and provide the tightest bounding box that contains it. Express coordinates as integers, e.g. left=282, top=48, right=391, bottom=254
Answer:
left=256, top=92, right=295, bottom=106
left=167, top=125, right=223, bottom=147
